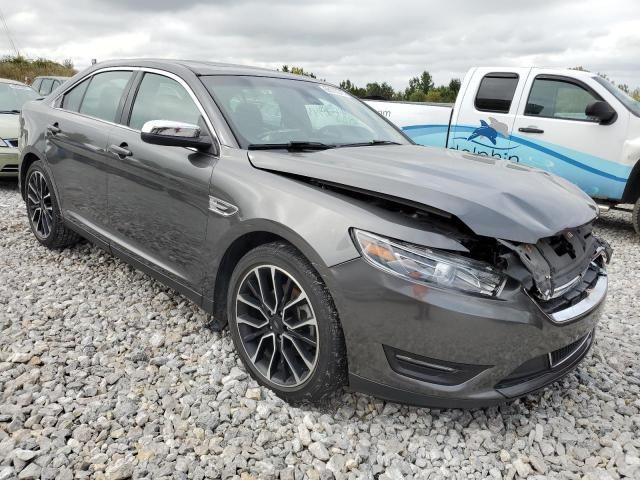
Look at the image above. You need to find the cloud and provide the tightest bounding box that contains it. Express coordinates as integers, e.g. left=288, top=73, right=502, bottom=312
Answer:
left=3, top=0, right=640, bottom=89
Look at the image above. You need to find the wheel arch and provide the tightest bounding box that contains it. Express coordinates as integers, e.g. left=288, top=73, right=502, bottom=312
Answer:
left=209, top=221, right=349, bottom=328
left=622, top=159, right=640, bottom=204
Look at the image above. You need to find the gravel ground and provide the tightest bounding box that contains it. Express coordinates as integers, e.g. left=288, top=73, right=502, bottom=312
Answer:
left=1, top=178, right=639, bottom=480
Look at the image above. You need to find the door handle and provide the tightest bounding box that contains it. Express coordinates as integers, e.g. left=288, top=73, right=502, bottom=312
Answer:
left=518, top=127, right=544, bottom=134
left=47, top=123, right=61, bottom=135
left=108, top=144, right=132, bottom=158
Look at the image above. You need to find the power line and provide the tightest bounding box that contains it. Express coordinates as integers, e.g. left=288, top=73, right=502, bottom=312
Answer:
left=0, top=7, right=19, bottom=57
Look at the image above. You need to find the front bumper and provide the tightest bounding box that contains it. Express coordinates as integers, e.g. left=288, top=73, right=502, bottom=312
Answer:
left=330, top=258, right=606, bottom=408
left=0, top=148, right=19, bottom=177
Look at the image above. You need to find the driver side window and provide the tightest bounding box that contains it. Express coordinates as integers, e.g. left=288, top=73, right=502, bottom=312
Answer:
left=128, top=73, right=201, bottom=130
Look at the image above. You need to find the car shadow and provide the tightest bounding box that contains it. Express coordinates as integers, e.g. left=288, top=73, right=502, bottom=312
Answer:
left=0, top=178, right=19, bottom=192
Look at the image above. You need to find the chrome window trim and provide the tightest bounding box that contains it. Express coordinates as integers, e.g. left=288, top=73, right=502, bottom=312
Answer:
left=52, top=66, right=221, bottom=149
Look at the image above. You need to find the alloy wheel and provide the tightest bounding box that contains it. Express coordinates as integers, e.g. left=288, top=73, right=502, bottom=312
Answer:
left=26, top=171, right=54, bottom=239
left=235, top=265, right=319, bottom=387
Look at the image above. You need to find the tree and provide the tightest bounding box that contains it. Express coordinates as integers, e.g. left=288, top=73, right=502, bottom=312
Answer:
left=280, top=65, right=317, bottom=79
left=364, top=82, right=395, bottom=100
left=404, top=70, right=434, bottom=99
left=339, top=79, right=366, bottom=97
left=448, top=78, right=461, bottom=99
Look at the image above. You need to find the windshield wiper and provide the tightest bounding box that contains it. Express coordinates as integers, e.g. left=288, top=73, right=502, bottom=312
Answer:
left=0, top=110, right=20, bottom=114
left=247, top=141, right=336, bottom=151
left=338, top=140, right=402, bottom=147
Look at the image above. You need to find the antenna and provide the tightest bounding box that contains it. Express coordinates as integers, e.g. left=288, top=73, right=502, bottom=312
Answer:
left=0, top=7, right=19, bottom=57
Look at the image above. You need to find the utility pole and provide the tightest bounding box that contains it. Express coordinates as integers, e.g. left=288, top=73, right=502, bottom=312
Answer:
left=0, top=7, right=19, bottom=57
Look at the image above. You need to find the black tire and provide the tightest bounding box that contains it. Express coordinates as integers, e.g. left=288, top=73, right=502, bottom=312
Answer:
left=25, top=161, right=79, bottom=249
left=634, top=198, right=640, bottom=235
left=227, top=242, right=347, bottom=403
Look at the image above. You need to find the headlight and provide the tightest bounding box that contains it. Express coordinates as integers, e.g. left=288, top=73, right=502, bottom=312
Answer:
left=0, top=139, right=9, bottom=148
left=352, top=229, right=506, bottom=297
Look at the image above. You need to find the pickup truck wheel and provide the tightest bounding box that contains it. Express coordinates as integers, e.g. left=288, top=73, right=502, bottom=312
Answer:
left=25, top=161, right=80, bottom=249
left=227, top=242, right=347, bottom=403
left=633, top=199, right=640, bottom=235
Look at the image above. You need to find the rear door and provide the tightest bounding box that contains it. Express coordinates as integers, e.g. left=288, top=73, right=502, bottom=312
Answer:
left=106, top=70, right=216, bottom=295
left=511, top=70, right=629, bottom=200
left=47, top=69, right=134, bottom=243
left=449, top=67, right=531, bottom=161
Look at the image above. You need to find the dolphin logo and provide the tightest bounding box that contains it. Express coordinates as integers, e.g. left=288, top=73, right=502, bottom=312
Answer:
left=467, top=118, right=509, bottom=145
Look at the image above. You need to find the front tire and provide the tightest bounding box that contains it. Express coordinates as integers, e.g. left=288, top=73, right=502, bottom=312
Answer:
left=227, top=242, right=347, bottom=403
left=633, top=198, right=640, bottom=235
left=25, top=161, right=79, bottom=249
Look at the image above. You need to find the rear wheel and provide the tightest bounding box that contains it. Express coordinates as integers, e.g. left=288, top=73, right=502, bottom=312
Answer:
left=633, top=198, right=640, bottom=235
left=25, top=161, right=79, bottom=249
left=227, top=242, right=347, bottom=403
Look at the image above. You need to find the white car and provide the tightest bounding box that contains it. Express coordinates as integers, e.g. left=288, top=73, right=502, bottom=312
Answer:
left=366, top=67, right=640, bottom=233
left=0, top=78, right=38, bottom=177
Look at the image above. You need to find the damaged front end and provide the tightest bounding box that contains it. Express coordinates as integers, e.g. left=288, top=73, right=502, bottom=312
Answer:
left=497, top=225, right=612, bottom=322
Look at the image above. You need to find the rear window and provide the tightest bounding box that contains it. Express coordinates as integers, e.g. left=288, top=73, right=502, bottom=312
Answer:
left=39, top=78, right=53, bottom=95
left=475, top=73, right=519, bottom=113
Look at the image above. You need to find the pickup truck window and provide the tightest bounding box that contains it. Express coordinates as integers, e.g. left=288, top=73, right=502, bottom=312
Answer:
left=594, top=76, right=640, bottom=117
left=475, top=73, right=519, bottom=113
left=525, top=77, right=600, bottom=121
left=201, top=75, right=408, bottom=148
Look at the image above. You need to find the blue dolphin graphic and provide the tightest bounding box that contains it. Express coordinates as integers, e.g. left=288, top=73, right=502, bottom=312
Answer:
left=468, top=120, right=498, bottom=145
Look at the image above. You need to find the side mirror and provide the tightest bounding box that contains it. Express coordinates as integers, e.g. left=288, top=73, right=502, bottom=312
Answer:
left=141, top=120, right=212, bottom=150
left=585, top=101, right=617, bottom=125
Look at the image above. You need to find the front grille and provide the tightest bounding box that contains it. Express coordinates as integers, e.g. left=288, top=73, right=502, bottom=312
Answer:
left=536, top=260, right=602, bottom=315
left=0, top=164, right=18, bottom=173
left=6, top=138, right=18, bottom=148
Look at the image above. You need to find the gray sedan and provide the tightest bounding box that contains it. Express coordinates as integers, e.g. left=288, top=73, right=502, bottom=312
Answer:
left=18, top=60, right=610, bottom=407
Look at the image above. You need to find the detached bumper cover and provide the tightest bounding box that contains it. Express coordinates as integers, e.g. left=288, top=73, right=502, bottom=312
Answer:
left=331, top=258, right=606, bottom=408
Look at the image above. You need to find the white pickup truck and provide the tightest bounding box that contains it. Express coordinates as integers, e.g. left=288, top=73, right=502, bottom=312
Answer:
left=365, top=67, right=640, bottom=233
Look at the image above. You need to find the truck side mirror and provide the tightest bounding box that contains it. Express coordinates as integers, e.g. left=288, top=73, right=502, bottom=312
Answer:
left=585, top=101, right=617, bottom=125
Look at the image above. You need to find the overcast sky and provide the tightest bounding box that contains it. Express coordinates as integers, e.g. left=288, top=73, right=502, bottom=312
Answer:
left=3, top=0, right=640, bottom=89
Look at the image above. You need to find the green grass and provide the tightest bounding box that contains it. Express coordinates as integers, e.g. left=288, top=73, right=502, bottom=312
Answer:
left=0, top=55, right=76, bottom=84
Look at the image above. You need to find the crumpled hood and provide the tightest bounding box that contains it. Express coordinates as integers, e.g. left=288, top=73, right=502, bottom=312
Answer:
left=0, top=114, right=19, bottom=141
left=249, top=145, right=598, bottom=244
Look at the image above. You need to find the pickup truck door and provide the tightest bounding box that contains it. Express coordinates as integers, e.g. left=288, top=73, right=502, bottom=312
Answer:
left=510, top=69, right=629, bottom=200
left=449, top=67, right=531, bottom=162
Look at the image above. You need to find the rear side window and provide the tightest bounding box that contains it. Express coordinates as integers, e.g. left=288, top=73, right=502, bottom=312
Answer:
left=78, top=71, right=132, bottom=122
left=62, top=78, right=91, bottom=112
left=32, top=78, right=42, bottom=92
left=39, top=78, right=53, bottom=95
left=475, top=73, right=519, bottom=113
left=128, top=73, right=201, bottom=130
left=525, top=77, right=601, bottom=121
left=52, top=80, right=61, bottom=90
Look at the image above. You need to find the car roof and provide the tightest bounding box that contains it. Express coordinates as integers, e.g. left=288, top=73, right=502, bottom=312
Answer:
left=91, top=58, right=326, bottom=84
left=0, top=77, right=29, bottom=86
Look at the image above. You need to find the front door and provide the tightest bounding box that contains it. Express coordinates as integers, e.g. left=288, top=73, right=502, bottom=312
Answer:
left=46, top=70, right=133, bottom=241
left=106, top=71, right=216, bottom=294
left=511, top=70, right=628, bottom=200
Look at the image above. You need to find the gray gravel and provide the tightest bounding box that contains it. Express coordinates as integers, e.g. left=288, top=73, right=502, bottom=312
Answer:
left=1, top=178, right=639, bottom=480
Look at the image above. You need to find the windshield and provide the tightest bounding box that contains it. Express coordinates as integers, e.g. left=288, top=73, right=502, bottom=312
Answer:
left=594, top=76, right=640, bottom=117
left=201, top=75, right=409, bottom=148
left=0, top=82, right=39, bottom=112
